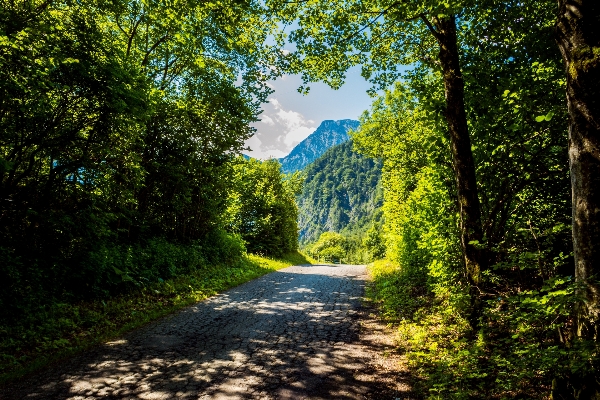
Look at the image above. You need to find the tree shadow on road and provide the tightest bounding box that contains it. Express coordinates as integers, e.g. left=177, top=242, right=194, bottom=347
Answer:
left=2, top=266, right=416, bottom=399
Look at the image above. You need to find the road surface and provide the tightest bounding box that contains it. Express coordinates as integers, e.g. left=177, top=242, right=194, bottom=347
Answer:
left=2, top=264, right=412, bottom=399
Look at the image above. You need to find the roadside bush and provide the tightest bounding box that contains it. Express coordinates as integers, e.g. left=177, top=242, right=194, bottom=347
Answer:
left=226, top=157, right=301, bottom=256
left=309, top=232, right=347, bottom=261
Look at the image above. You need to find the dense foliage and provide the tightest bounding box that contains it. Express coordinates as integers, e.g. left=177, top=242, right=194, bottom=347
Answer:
left=308, top=225, right=385, bottom=264
left=308, top=232, right=348, bottom=262
left=226, top=157, right=301, bottom=257
left=0, top=0, right=302, bottom=376
left=269, top=0, right=600, bottom=397
left=355, top=82, right=580, bottom=396
left=349, top=11, right=595, bottom=400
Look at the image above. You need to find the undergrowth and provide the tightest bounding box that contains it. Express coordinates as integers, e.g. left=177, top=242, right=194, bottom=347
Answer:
left=0, top=251, right=314, bottom=384
left=367, top=260, right=598, bottom=399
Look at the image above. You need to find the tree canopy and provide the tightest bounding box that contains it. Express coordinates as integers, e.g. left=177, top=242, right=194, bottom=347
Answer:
left=266, top=0, right=599, bottom=396
left=0, top=0, right=295, bottom=356
left=226, top=157, right=301, bottom=257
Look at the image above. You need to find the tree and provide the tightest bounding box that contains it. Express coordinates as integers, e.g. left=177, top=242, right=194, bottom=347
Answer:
left=226, top=158, right=301, bottom=256
left=270, top=0, right=493, bottom=327
left=363, top=224, right=386, bottom=260
left=0, top=0, right=282, bottom=318
left=102, top=0, right=279, bottom=242
left=310, top=232, right=348, bottom=262
left=556, top=0, right=600, bottom=345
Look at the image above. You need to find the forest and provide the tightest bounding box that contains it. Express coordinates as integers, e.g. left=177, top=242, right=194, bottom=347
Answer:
left=271, top=0, right=600, bottom=397
left=0, top=0, right=300, bottom=381
left=296, top=140, right=383, bottom=256
left=2, top=0, right=600, bottom=398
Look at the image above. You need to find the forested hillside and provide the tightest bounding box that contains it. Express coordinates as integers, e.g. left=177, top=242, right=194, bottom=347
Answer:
left=279, top=119, right=359, bottom=173
left=297, top=140, right=382, bottom=245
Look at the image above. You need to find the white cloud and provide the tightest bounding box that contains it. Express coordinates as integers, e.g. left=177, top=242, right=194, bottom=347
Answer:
left=264, top=149, right=288, bottom=159
left=269, top=97, right=283, bottom=108
left=283, top=126, right=314, bottom=147
left=244, top=134, right=262, bottom=153
left=270, top=97, right=316, bottom=138
left=260, top=114, right=275, bottom=126
left=247, top=96, right=317, bottom=159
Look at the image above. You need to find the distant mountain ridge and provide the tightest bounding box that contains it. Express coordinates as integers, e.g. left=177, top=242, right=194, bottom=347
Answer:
left=296, top=140, right=383, bottom=244
left=279, top=119, right=359, bottom=173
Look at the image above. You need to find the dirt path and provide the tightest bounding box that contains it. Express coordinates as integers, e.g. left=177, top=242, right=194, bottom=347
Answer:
left=2, top=264, right=413, bottom=399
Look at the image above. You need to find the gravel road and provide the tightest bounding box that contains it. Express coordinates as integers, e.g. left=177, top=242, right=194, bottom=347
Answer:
left=2, top=263, right=412, bottom=399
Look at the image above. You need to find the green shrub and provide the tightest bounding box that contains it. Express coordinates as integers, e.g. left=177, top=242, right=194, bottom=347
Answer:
left=226, top=157, right=301, bottom=256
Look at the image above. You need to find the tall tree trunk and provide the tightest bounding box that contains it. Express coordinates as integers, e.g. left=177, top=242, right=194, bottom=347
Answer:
left=428, top=15, right=486, bottom=330
left=555, top=1, right=600, bottom=397
left=556, top=0, right=600, bottom=343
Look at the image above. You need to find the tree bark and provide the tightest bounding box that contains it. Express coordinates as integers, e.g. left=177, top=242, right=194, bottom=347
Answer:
left=556, top=0, right=600, bottom=343
left=430, top=15, right=486, bottom=330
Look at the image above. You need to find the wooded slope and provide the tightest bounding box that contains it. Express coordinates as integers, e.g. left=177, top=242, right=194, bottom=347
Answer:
left=297, top=140, right=383, bottom=245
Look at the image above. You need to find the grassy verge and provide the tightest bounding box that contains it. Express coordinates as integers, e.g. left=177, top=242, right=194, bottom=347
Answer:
left=365, top=259, right=431, bottom=321
left=366, top=259, right=596, bottom=399
left=0, top=251, right=314, bottom=385
left=366, top=259, right=478, bottom=397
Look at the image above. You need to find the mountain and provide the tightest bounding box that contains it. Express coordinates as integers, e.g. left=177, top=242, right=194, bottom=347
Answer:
left=296, top=140, right=383, bottom=245
left=279, top=119, right=359, bottom=174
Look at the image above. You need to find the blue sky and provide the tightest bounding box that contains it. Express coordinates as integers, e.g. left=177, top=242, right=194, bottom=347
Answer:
left=244, top=66, right=376, bottom=159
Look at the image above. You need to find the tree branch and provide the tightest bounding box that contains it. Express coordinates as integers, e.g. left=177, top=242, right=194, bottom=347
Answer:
left=343, top=1, right=402, bottom=42
left=127, top=17, right=144, bottom=59
left=142, top=34, right=171, bottom=66
left=420, top=14, right=443, bottom=45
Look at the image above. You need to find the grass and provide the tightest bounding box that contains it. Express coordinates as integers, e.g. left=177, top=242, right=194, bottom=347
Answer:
left=0, top=251, right=315, bottom=385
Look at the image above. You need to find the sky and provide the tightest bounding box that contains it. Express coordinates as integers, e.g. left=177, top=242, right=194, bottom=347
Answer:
left=244, top=66, right=376, bottom=160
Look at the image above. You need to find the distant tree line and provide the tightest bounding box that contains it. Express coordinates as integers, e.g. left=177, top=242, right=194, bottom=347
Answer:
left=308, top=227, right=385, bottom=264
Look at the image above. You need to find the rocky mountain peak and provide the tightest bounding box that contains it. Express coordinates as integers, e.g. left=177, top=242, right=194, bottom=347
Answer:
left=279, top=119, right=359, bottom=174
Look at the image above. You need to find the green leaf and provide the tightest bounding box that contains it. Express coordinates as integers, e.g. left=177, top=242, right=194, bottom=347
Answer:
left=112, top=266, right=124, bottom=275
left=535, top=111, right=554, bottom=122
